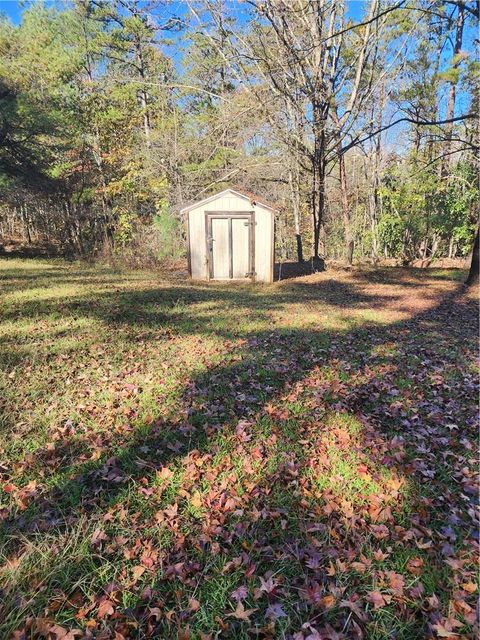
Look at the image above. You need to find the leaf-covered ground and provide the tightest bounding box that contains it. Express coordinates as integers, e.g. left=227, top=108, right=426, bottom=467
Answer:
left=0, top=258, right=478, bottom=640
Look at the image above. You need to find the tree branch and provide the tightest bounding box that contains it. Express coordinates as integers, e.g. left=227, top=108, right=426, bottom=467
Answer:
left=342, top=114, right=478, bottom=154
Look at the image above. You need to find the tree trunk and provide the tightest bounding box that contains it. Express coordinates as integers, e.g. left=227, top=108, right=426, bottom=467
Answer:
left=139, top=88, right=151, bottom=147
left=312, top=150, right=327, bottom=258
left=440, top=2, right=465, bottom=176
left=465, top=225, right=479, bottom=286
left=312, top=157, right=326, bottom=258
left=339, top=148, right=354, bottom=265
left=312, top=100, right=327, bottom=259
left=135, top=41, right=151, bottom=148
left=448, top=235, right=455, bottom=258
left=22, top=205, right=32, bottom=244
left=431, top=233, right=439, bottom=260
left=288, top=163, right=304, bottom=262
left=369, top=138, right=381, bottom=260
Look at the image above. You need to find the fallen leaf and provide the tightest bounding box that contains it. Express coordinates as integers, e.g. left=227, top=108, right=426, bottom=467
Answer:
left=386, top=571, right=404, bottom=597
left=432, top=624, right=460, bottom=638
left=265, top=603, right=287, bottom=620
left=97, top=599, right=114, bottom=618
left=406, top=557, right=424, bottom=575
left=227, top=601, right=257, bottom=621
left=188, top=597, right=200, bottom=612
left=351, top=561, right=367, bottom=574
left=320, top=595, right=335, bottom=609
left=190, top=491, right=202, bottom=509
left=132, top=565, right=146, bottom=580
left=231, top=585, right=248, bottom=602
left=367, top=590, right=392, bottom=610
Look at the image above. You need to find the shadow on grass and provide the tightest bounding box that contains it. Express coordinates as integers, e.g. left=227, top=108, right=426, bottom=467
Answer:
left=349, top=266, right=467, bottom=287
left=1, top=278, right=407, bottom=338
left=0, top=269, right=478, bottom=639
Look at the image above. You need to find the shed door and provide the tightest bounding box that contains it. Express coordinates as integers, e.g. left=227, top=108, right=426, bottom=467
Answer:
left=207, top=213, right=254, bottom=280
left=210, top=218, right=230, bottom=279
left=231, top=218, right=250, bottom=278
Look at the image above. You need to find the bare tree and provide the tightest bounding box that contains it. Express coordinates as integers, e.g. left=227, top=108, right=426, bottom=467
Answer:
left=203, top=0, right=400, bottom=260
left=440, top=0, right=466, bottom=176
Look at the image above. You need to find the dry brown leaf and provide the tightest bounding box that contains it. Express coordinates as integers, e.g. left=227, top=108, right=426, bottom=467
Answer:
left=178, top=626, right=191, bottom=640
left=132, top=565, right=146, bottom=580
left=188, top=597, right=201, bottom=612
left=227, top=601, right=257, bottom=621
left=367, top=590, right=392, bottom=610
left=351, top=562, right=367, bottom=574
left=387, top=571, right=404, bottom=597
left=97, top=599, right=114, bottom=619
left=320, top=595, right=335, bottom=609
left=190, top=492, right=202, bottom=509
left=406, top=557, right=424, bottom=575
left=432, top=624, right=460, bottom=638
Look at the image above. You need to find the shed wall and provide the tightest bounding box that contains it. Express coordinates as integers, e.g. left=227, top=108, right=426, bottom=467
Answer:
left=187, top=193, right=274, bottom=283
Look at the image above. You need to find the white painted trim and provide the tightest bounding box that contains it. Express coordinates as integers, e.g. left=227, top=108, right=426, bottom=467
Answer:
left=180, top=188, right=278, bottom=214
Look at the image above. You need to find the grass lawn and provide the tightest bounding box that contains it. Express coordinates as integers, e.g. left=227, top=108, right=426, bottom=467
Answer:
left=0, top=258, right=478, bottom=640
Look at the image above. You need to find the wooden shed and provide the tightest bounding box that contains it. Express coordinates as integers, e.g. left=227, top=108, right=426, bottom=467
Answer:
left=181, top=189, right=276, bottom=283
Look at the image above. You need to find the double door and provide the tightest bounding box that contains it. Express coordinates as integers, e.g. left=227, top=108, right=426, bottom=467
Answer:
left=206, top=212, right=255, bottom=280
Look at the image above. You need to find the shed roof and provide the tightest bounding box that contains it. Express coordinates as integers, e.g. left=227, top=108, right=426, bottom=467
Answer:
left=180, top=188, right=278, bottom=214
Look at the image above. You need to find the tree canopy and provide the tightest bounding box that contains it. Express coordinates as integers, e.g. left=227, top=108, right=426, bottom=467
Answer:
left=0, top=0, right=478, bottom=267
